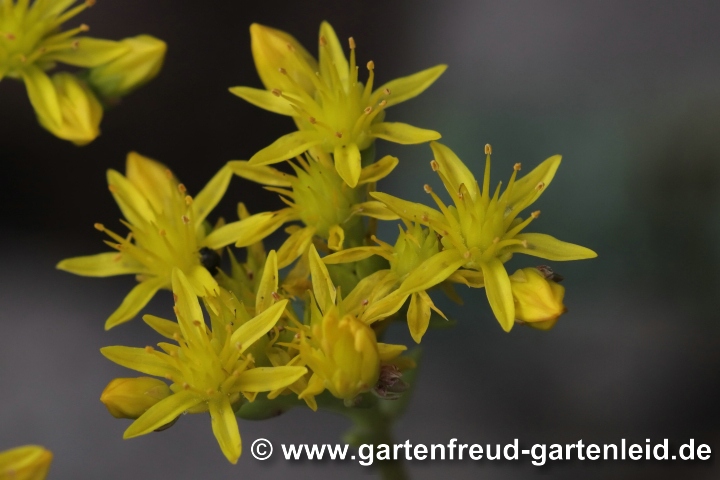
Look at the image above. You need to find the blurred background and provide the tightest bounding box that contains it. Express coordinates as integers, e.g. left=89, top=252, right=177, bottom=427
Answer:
left=2, top=0, right=720, bottom=478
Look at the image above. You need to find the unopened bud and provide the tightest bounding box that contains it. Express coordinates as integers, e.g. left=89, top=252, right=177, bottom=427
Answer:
left=509, top=267, right=567, bottom=330
left=100, top=377, right=172, bottom=419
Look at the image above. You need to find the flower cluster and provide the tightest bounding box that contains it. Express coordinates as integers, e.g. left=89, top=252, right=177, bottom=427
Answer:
left=0, top=0, right=166, bottom=144
left=57, top=21, right=596, bottom=464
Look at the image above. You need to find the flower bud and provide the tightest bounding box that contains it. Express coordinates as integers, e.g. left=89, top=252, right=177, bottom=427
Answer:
left=509, top=267, right=567, bottom=330
left=0, top=445, right=52, bottom=480
left=88, top=35, right=167, bottom=99
left=27, top=71, right=103, bottom=145
left=100, top=377, right=172, bottom=419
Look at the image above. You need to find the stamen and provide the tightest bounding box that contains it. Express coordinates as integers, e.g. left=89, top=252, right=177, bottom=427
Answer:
left=185, top=195, right=193, bottom=206
left=164, top=169, right=173, bottom=179
left=286, top=43, right=295, bottom=52
left=335, top=132, right=343, bottom=138
left=383, top=88, right=391, bottom=95
left=271, top=88, right=282, bottom=97
left=271, top=292, right=281, bottom=301
left=108, top=185, right=118, bottom=193
left=278, top=67, right=287, bottom=75
left=363, top=106, right=372, bottom=114
left=485, top=144, right=492, bottom=155
left=514, top=163, right=522, bottom=171
left=348, top=37, right=356, bottom=49
left=531, top=210, right=541, bottom=218
left=94, top=223, right=105, bottom=231
left=367, top=60, right=374, bottom=70
left=430, top=160, right=439, bottom=171
left=319, top=35, right=327, bottom=47
left=178, top=184, right=187, bottom=194
left=423, top=184, right=433, bottom=193
left=158, top=229, right=166, bottom=236
left=181, top=215, right=190, bottom=224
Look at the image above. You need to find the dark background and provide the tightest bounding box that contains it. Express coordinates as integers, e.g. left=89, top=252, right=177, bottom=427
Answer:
left=2, top=1, right=720, bottom=478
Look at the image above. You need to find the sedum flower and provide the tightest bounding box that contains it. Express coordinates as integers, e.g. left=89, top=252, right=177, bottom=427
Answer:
left=0, top=0, right=165, bottom=144
left=100, top=377, right=172, bottom=419
left=509, top=267, right=566, bottom=330
left=372, top=141, right=597, bottom=332
left=230, top=22, right=445, bottom=187
left=101, top=269, right=307, bottom=464
left=0, top=445, right=52, bottom=480
left=228, top=150, right=398, bottom=269
left=87, top=34, right=166, bottom=99
left=57, top=152, right=272, bottom=329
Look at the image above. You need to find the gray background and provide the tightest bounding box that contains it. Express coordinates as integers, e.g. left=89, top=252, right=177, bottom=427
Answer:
left=1, top=0, right=719, bottom=478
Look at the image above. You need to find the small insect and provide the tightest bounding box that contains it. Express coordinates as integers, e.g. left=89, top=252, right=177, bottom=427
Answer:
left=536, top=265, right=564, bottom=283
left=199, top=247, right=221, bottom=275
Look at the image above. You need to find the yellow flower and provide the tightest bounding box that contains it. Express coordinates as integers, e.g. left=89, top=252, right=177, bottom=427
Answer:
left=323, top=222, right=451, bottom=343
left=295, top=246, right=407, bottom=404
left=230, top=22, right=445, bottom=187
left=87, top=34, right=166, bottom=99
left=57, top=152, right=271, bottom=329
left=509, top=267, right=566, bottom=330
left=228, top=150, right=398, bottom=270
left=100, top=377, right=172, bottom=419
left=0, top=0, right=164, bottom=144
left=372, top=141, right=597, bottom=332
left=0, top=445, right=52, bottom=480
left=101, top=268, right=307, bottom=464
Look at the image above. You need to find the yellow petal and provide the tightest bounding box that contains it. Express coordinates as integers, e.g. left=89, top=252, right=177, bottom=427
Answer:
left=370, top=122, right=441, bottom=145
left=371, top=64, right=447, bottom=108
left=229, top=86, right=295, bottom=116
left=142, top=315, right=180, bottom=340
left=377, top=343, right=407, bottom=361
left=100, top=346, right=178, bottom=378
left=333, top=142, right=362, bottom=188
left=48, top=37, right=129, bottom=67
left=124, top=390, right=201, bottom=439
left=193, top=164, right=233, bottom=229
left=318, top=21, right=349, bottom=88
left=228, top=160, right=292, bottom=187
left=351, top=201, right=400, bottom=221
left=171, top=269, right=206, bottom=346
left=370, top=192, right=449, bottom=232
left=255, top=250, right=278, bottom=314
left=505, top=155, right=561, bottom=209
left=407, top=291, right=431, bottom=343
left=430, top=141, right=479, bottom=199
left=277, top=226, right=316, bottom=268
left=362, top=291, right=409, bottom=324
left=0, top=445, right=53, bottom=480
left=396, top=249, right=466, bottom=295
left=249, top=130, right=320, bottom=165
left=235, top=366, right=308, bottom=392
left=105, top=277, right=166, bottom=329
left=125, top=152, right=174, bottom=213
left=481, top=258, right=515, bottom=332
left=209, top=396, right=242, bottom=464
left=358, top=155, right=399, bottom=184
left=327, top=225, right=345, bottom=251
left=308, top=245, right=336, bottom=313
left=107, top=168, right=155, bottom=226
left=204, top=212, right=280, bottom=249
left=56, top=252, right=139, bottom=277
left=447, top=269, right=485, bottom=288
left=322, top=246, right=387, bottom=264
left=512, top=233, right=598, bottom=261
left=22, top=65, right=61, bottom=127
left=231, top=300, right=288, bottom=354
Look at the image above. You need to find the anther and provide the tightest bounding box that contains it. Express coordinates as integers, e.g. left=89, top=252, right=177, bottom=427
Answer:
left=185, top=195, right=193, bottom=206
left=271, top=292, right=280, bottom=301
left=193, top=320, right=202, bottom=327
left=522, top=240, right=529, bottom=248
left=514, top=163, right=522, bottom=171
left=319, top=35, right=328, bottom=47
left=94, top=223, right=105, bottom=231
left=463, top=251, right=471, bottom=259
left=364, top=106, right=372, bottom=115
left=485, top=144, right=492, bottom=155
left=531, top=210, right=541, bottom=219
left=164, top=169, right=173, bottom=179
left=178, top=184, right=187, bottom=194
left=271, top=88, right=282, bottom=97
left=348, top=37, right=356, bottom=49
left=493, top=237, right=500, bottom=244
left=85, top=0, right=96, bottom=6
left=421, top=214, right=429, bottom=222
left=5, top=33, right=15, bottom=40
left=423, top=184, right=433, bottom=193
left=80, top=24, right=89, bottom=32
left=286, top=43, right=295, bottom=52
left=144, top=346, right=154, bottom=353
left=362, top=299, right=369, bottom=306
left=378, top=99, right=387, bottom=107
left=108, top=185, right=118, bottom=193
left=173, top=294, right=178, bottom=302
left=383, top=88, right=391, bottom=95
left=181, top=215, right=190, bottom=224
left=278, top=67, right=287, bottom=75
left=158, top=229, right=166, bottom=236
left=536, top=182, right=545, bottom=191
left=335, top=132, right=343, bottom=138
left=309, top=117, right=317, bottom=124
left=72, top=40, right=79, bottom=50
left=430, top=160, right=439, bottom=171
left=367, top=60, right=374, bottom=70
left=183, top=383, right=190, bottom=390
left=206, top=389, right=215, bottom=396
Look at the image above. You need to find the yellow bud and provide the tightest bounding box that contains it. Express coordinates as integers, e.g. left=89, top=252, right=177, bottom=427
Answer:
left=0, top=445, right=53, bottom=480
left=509, top=267, right=567, bottom=330
left=88, top=35, right=167, bottom=98
left=100, top=377, right=172, bottom=419
left=250, top=23, right=318, bottom=96
left=28, top=72, right=102, bottom=145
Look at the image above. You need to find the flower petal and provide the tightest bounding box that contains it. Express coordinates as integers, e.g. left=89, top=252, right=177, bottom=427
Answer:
left=505, top=155, right=561, bottom=209
left=171, top=269, right=207, bottom=347
left=327, top=225, right=345, bottom=251
left=407, top=291, right=431, bottom=344
left=249, top=131, right=320, bottom=166
left=22, top=66, right=61, bottom=127
left=142, top=315, right=180, bottom=340
left=47, top=37, right=129, bottom=67
left=56, top=252, right=140, bottom=277
left=193, top=164, right=233, bottom=229
left=322, top=246, right=388, bottom=264
left=100, top=346, right=178, bottom=378
left=235, top=366, right=308, bottom=392
left=107, top=169, right=155, bottom=226
left=430, top=141, right=479, bottom=199
left=371, top=64, right=447, bottom=108
left=123, top=390, right=201, bottom=439
left=309, top=245, right=336, bottom=313
left=358, top=155, right=399, bottom=184
left=370, top=192, right=449, bottom=232
left=255, top=250, right=278, bottom=315
left=204, top=212, right=281, bottom=249
left=227, top=160, right=292, bottom=187
left=277, top=226, right=316, bottom=268
left=370, top=122, right=441, bottom=145
left=396, top=249, right=466, bottom=295
left=351, top=201, right=400, bottom=221
left=511, top=233, right=598, bottom=261
left=231, top=300, right=288, bottom=354
left=229, top=86, right=295, bottom=116
left=318, top=21, right=349, bottom=89
left=334, top=142, right=362, bottom=188
left=105, top=277, right=166, bottom=329
left=125, top=152, right=175, bottom=213
left=481, top=258, right=515, bottom=332
left=209, top=396, right=242, bottom=464
left=377, top=343, right=407, bottom=362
